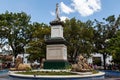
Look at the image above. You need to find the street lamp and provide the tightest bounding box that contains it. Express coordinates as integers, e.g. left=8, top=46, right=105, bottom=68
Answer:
left=23, top=45, right=29, bottom=64
left=23, top=46, right=26, bottom=64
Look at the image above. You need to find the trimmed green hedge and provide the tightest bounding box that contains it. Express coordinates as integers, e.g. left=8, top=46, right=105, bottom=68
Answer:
left=44, top=60, right=70, bottom=69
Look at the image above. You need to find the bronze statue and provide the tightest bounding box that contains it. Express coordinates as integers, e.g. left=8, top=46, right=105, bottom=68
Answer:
left=55, top=3, right=60, bottom=21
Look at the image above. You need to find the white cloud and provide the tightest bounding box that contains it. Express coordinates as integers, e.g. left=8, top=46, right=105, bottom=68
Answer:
left=50, top=11, right=55, bottom=16
left=60, top=2, right=74, bottom=14
left=59, top=0, right=101, bottom=17
left=60, top=16, right=69, bottom=22
left=50, top=0, right=101, bottom=17
left=72, top=0, right=101, bottom=16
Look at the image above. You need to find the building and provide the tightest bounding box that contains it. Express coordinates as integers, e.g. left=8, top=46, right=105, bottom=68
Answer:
left=88, top=53, right=112, bottom=66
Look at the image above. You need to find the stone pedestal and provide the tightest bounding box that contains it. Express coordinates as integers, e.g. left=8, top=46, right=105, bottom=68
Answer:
left=46, top=44, right=67, bottom=60
left=44, top=38, right=69, bottom=69
left=43, top=20, right=69, bottom=69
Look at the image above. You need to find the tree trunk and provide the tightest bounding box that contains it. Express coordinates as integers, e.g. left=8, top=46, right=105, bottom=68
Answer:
left=69, top=53, right=74, bottom=64
left=103, top=53, right=107, bottom=70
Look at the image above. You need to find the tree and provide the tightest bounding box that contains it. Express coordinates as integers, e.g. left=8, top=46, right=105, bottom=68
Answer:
left=1, top=11, right=31, bottom=58
left=93, top=15, right=120, bottom=69
left=27, top=22, right=50, bottom=62
left=0, top=13, right=8, bottom=53
left=64, top=18, right=94, bottom=63
left=107, top=30, right=120, bottom=64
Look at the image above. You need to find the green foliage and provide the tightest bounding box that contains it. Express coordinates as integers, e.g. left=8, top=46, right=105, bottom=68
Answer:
left=0, top=11, right=50, bottom=62
left=0, top=11, right=31, bottom=58
left=92, top=70, right=99, bottom=74
left=107, top=31, right=120, bottom=64
left=64, top=18, right=94, bottom=62
left=93, top=57, right=102, bottom=66
left=1, top=11, right=120, bottom=66
left=16, top=71, right=77, bottom=75
left=27, top=22, right=50, bottom=62
left=93, top=15, right=120, bottom=69
left=65, top=64, right=72, bottom=70
left=25, top=66, right=32, bottom=72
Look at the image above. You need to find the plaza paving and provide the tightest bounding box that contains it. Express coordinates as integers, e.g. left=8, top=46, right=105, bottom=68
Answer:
left=0, top=78, right=8, bottom=80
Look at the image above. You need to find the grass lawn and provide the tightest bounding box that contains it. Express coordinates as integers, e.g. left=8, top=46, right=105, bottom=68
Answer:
left=16, top=71, right=77, bottom=75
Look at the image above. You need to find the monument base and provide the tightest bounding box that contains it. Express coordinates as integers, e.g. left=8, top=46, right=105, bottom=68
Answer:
left=43, top=60, right=69, bottom=69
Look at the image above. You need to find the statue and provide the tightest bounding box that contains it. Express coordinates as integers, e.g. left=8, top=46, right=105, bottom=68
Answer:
left=72, top=54, right=93, bottom=72
left=55, top=3, right=60, bottom=21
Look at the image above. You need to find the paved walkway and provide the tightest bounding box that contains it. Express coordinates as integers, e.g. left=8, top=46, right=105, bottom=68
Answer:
left=103, top=78, right=120, bottom=80
left=0, top=78, right=9, bottom=80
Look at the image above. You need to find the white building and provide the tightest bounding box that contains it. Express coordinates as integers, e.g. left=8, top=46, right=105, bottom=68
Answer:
left=14, top=54, right=29, bottom=64
left=88, top=53, right=112, bottom=66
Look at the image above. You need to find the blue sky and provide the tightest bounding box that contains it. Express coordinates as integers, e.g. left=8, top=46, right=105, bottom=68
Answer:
left=0, top=0, right=120, bottom=24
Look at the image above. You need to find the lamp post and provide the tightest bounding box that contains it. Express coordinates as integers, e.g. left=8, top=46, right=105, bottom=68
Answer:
left=23, top=46, right=26, bottom=64
left=23, top=45, right=29, bottom=64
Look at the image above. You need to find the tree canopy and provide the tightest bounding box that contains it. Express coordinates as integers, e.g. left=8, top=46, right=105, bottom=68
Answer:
left=63, top=18, right=94, bottom=62
left=0, top=11, right=31, bottom=58
left=107, top=30, right=120, bottom=64
left=0, top=11, right=120, bottom=66
left=27, top=22, right=50, bottom=62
